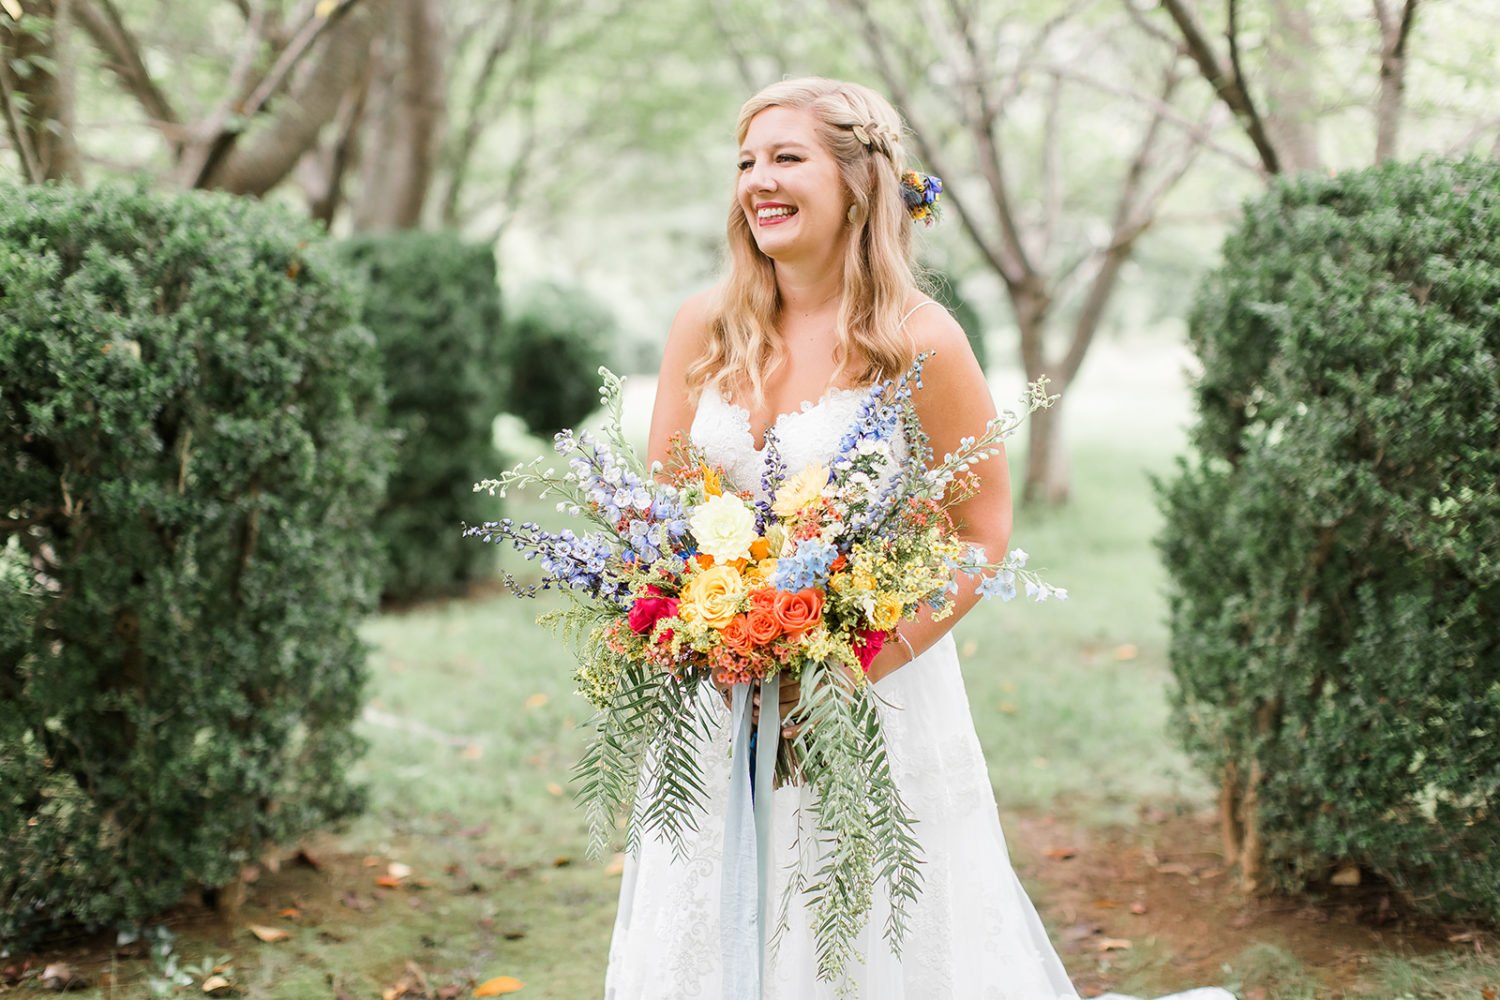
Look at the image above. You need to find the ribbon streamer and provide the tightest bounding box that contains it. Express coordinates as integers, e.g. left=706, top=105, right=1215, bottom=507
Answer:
left=720, top=677, right=779, bottom=999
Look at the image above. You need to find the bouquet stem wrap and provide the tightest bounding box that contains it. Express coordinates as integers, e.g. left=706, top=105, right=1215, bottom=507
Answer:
left=720, top=677, right=780, bottom=999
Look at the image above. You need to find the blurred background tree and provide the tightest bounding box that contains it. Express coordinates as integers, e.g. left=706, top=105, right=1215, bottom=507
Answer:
left=2, top=0, right=1495, bottom=499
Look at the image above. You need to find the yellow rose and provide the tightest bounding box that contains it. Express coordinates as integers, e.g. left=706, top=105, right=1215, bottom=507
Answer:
left=744, top=558, right=779, bottom=587
left=689, top=493, right=757, bottom=562
left=772, top=462, right=830, bottom=518
left=680, top=564, right=744, bottom=629
left=870, top=592, right=902, bottom=631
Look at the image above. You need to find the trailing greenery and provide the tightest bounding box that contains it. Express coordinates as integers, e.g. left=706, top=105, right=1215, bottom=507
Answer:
left=1157, top=157, right=1500, bottom=921
left=340, top=232, right=505, bottom=603
left=0, top=181, right=390, bottom=948
left=498, top=281, right=614, bottom=437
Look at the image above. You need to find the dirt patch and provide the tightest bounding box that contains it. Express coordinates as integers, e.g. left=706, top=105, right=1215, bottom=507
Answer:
left=1006, top=806, right=1479, bottom=996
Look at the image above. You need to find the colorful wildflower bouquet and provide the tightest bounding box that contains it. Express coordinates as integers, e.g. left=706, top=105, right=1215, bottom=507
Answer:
left=464, top=357, right=1061, bottom=990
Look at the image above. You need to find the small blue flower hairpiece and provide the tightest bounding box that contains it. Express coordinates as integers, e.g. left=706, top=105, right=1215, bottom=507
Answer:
left=900, top=170, right=943, bottom=227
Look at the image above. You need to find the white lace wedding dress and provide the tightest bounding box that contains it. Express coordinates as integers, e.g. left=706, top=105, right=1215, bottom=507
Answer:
left=604, top=364, right=1230, bottom=1000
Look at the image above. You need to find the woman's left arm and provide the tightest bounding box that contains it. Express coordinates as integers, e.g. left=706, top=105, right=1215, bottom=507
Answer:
left=864, top=306, right=1012, bottom=683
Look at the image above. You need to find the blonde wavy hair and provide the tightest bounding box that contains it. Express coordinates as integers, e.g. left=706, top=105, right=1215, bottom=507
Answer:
left=687, top=77, right=926, bottom=405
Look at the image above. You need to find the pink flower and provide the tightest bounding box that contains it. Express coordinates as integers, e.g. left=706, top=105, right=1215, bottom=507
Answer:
left=851, top=629, right=886, bottom=672
left=628, top=594, right=680, bottom=634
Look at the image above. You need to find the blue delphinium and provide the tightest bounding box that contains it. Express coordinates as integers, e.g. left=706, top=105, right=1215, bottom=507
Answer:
left=771, top=538, right=839, bottom=592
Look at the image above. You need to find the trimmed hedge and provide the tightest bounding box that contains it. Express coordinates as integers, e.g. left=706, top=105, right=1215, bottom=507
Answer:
left=1157, top=158, right=1500, bottom=920
left=0, top=181, right=390, bottom=946
left=340, top=232, right=504, bottom=603
left=498, top=281, right=613, bottom=438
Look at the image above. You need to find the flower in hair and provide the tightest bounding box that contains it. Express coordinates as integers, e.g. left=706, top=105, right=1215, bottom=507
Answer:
left=901, top=170, right=943, bottom=226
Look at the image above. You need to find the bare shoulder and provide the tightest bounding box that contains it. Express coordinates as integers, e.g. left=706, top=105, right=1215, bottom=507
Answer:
left=902, top=295, right=979, bottom=381
left=665, top=286, right=719, bottom=353
left=649, top=286, right=720, bottom=468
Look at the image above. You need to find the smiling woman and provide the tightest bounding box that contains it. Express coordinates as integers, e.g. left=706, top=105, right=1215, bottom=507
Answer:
left=609, top=77, right=1233, bottom=1000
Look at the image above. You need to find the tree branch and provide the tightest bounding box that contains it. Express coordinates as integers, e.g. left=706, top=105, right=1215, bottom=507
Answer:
left=1059, top=60, right=1182, bottom=381
left=837, top=0, right=1021, bottom=286
left=440, top=0, right=528, bottom=225
left=193, top=0, right=389, bottom=194
left=941, top=0, right=1038, bottom=278
left=1157, top=0, right=1281, bottom=173
left=70, top=0, right=179, bottom=139
left=0, top=48, right=43, bottom=182
left=1373, top=0, right=1418, bottom=162
left=1044, top=63, right=1261, bottom=174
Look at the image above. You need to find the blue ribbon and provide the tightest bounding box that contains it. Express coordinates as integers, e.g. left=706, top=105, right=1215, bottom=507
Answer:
left=720, top=677, right=778, bottom=999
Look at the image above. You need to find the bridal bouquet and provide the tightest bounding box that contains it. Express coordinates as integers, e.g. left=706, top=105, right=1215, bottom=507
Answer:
left=464, top=357, right=1060, bottom=992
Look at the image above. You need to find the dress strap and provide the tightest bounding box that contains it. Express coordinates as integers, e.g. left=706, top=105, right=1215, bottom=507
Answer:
left=897, top=298, right=941, bottom=328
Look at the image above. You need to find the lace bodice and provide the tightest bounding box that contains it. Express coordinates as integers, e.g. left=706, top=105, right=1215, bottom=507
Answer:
left=690, top=385, right=909, bottom=499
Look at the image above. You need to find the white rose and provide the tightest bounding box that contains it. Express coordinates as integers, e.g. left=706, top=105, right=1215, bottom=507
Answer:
left=688, top=493, right=758, bottom=562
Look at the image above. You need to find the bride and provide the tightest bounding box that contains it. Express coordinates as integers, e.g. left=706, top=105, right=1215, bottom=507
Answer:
left=605, top=77, right=1225, bottom=1000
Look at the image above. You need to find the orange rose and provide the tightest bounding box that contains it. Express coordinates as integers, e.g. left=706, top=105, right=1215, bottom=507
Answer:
left=773, top=588, right=824, bottom=635
left=829, top=553, right=848, bottom=573
left=749, top=537, right=772, bottom=561
left=748, top=588, right=778, bottom=612
left=746, top=607, right=782, bottom=645
left=719, top=614, right=754, bottom=655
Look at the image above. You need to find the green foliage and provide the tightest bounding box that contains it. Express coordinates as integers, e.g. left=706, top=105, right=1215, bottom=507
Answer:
left=498, top=282, right=613, bottom=437
left=0, top=180, right=390, bottom=947
left=1157, top=158, right=1500, bottom=920
left=340, top=232, right=504, bottom=603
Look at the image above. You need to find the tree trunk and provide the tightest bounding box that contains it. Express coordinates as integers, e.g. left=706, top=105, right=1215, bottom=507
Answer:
left=197, top=0, right=392, bottom=196
left=1374, top=0, right=1418, bottom=163
left=0, top=0, right=84, bottom=183
left=1022, top=380, right=1070, bottom=505
left=1262, top=0, right=1322, bottom=173
left=350, top=0, right=446, bottom=231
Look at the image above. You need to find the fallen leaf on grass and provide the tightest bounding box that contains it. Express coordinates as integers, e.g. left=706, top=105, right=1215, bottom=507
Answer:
left=1129, top=901, right=1148, bottom=915
left=382, top=961, right=428, bottom=1000
left=201, top=973, right=233, bottom=993
left=376, top=875, right=404, bottom=888
left=247, top=924, right=290, bottom=943
left=41, top=962, right=87, bottom=990
left=388, top=862, right=413, bottom=879
left=1478, top=987, right=1494, bottom=1000
left=1156, top=862, right=1195, bottom=877
left=552, top=855, right=572, bottom=867
left=279, top=907, right=301, bottom=920
left=475, top=976, right=525, bottom=996
left=340, top=891, right=373, bottom=912
left=1096, top=937, right=1132, bottom=951
left=1091, top=898, right=1117, bottom=909
left=545, top=782, right=564, bottom=797
left=524, top=693, right=549, bottom=710
left=1329, top=864, right=1361, bottom=886
left=1044, top=847, right=1077, bottom=861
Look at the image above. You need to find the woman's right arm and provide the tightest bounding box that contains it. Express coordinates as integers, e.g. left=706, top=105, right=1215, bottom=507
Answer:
left=646, top=288, right=715, bottom=474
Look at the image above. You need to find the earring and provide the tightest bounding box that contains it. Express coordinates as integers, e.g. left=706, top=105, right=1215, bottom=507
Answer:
left=847, top=204, right=858, bottom=223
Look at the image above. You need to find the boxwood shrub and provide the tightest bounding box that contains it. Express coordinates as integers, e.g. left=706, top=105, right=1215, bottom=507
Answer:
left=0, top=181, right=390, bottom=947
left=1157, top=158, right=1499, bottom=920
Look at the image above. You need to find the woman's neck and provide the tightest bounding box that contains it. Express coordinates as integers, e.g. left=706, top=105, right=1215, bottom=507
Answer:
left=773, top=257, right=844, bottom=319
